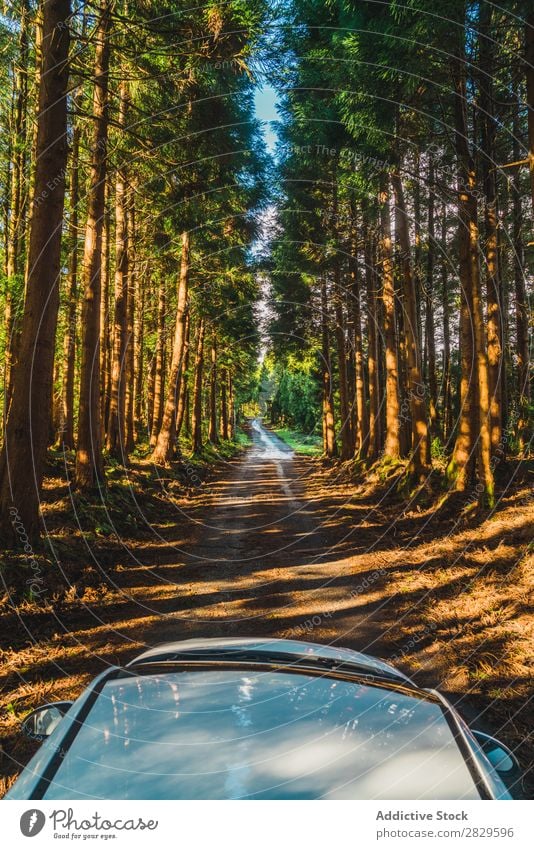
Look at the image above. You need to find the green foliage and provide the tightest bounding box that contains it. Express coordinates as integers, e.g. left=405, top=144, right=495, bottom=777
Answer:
left=270, top=368, right=320, bottom=432
left=262, top=352, right=321, bottom=433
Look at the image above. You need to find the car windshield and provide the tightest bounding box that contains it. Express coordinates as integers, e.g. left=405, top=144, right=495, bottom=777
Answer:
left=43, top=670, right=481, bottom=800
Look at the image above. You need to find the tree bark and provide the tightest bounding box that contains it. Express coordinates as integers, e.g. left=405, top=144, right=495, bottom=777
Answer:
left=106, top=84, right=129, bottom=459
left=208, top=335, right=219, bottom=443
left=412, top=149, right=423, bottom=355
left=512, top=103, right=530, bottom=447
left=149, top=276, right=166, bottom=448
left=331, top=162, right=352, bottom=459
left=350, top=232, right=369, bottom=458
left=440, top=211, right=453, bottom=442
left=363, top=211, right=381, bottom=460
left=76, top=0, right=111, bottom=491
left=60, top=110, right=80, bottom=449
left=392, top=169, right=429, bottom=480
left=0, top=0, right=71, bottom=544
left=124, top=191, right=135, bottom=454
left=220, top=366, right=229, bottom=440
left=147, top=327, right=156, bottom=440
left=191, top=318, right=206, bottom=454
left=479, top=3, right=503, bottom=457
left=424, top=160, right=439, bottom=440
left=333, top=265, right=353, bottom=459
left=227, top=372, right=235, bottom=439
left=379, top=177, right=400, bottom=460
left=175, top=312, right=190, bottom=442
left=4, top=0, right=30, bottom=415
left=23, top=4, right=43, bottom=286
left=100, top=182, right=111, bottom=439
left=151, top=230, right=190, bottom=464
left=448, top=53, right=494, bottom=506
left=133, top=261, right=145, bottom=435
left=525, top=12, right=534, bottom=217
left=321, top=275, right=337, bottom=458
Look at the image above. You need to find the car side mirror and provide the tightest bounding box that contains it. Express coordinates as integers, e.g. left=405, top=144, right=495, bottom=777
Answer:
left=21, top=702, right=74, bottom=742
left=472, top=730, right=520, bottom=777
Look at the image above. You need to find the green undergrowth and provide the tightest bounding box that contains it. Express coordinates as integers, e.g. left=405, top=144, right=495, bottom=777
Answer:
left=271, top=426, right=322, bottom=455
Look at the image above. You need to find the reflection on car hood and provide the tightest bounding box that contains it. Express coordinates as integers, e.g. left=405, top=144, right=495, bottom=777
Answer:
left=128, top=637, right=412, bottom=683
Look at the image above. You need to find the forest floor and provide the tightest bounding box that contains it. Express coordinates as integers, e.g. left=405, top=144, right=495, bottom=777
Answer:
left=1, top=419, right=533, bottom=797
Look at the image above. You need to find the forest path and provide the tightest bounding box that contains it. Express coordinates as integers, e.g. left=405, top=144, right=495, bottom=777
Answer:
left=127, top=416, right=392, bottom=652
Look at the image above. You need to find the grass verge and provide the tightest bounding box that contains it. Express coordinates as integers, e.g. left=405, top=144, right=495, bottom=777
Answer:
left=271, top=426, right=322, bottom=455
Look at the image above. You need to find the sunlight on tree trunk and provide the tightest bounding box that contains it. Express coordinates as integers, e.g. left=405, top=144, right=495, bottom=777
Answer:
left=0, top=0, right=71, bottom=543
left=392, top=169, right=429, bottom=481
left=151, top=231, right=190, bottom=465
left=379, top=178, right=400, bottom=461
left=192, top=319, right=206, bottom=454
left=76, top=0, right=112, bottom=492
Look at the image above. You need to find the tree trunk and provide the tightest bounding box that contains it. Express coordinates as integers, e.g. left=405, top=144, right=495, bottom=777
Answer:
left=331, top=163, right=352, bottom=459
left=512, top=104, right=530, bottom=447
left=333, top=266, right=353, bottom=459
left=448, top=53, right=494, bottom=506
left=392, top=170, right=429, bottom=481
left=227, top=372, right=235, bottom=440
left=424, top=160, right=439, bottom=439
left=23, top=5, right=43, bottom=287
left=147, top=332, right=156, bottom=440
left=0, top=0, right=71, bottom=544
left=525, top=12, right=534, bottom=217
left=441, top=212, right=453, bottom=442
left=100, top=182, right=111, bottom=439
left=51, top=358, right=61, bottom=446
left=220, top=366, right=229, bottom=440
left=149, top=277, right=166, bottom=448
left=395, top=276, right=410, bottom=458
left=76, top=0, right=111, bottom=491
left=479, top=3, right=503, bottom=458
left=60, top=112, right=80, bottom=449
left=151, top=230, right=190, bottom=464
left=363, top=211, right=381, bottom=460
left=321, top=275, right=337, bottom=458
left=448, top=202, right=475, bottom=492
left=183, top=388, right=191, bottom=438
left=413, top=149, right=423, bottom=356
left=124, top=192, right=135, bottom=454
left=379, top=177, right=400, bottom=460
left=175, top=312, right=190, bottom=442
left=191, top=318, right=206, bottom=454
left=106, top=84, right=129, bottom=459
left=4, top=0, right=29, bottom=415
left=133, top=262, right=145, bottom=435
left=350, top=234, right=369, bottom=458
left=208, top=335, right=219, bottom=444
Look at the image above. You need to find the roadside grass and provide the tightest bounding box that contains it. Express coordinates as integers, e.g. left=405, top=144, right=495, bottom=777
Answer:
left=187, top=427, right=252, bottom=460
left=271, top=426, right=322, bottom=456
left=234, top=427, right=253, bottom=447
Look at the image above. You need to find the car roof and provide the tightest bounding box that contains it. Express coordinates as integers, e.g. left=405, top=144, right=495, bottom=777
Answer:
left=127, top=637, right=413, bottom=684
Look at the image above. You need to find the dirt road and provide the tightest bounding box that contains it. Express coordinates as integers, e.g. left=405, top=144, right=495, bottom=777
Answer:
left=114, top=418, right=403, bottom=652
